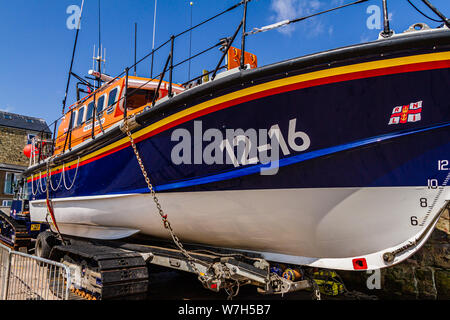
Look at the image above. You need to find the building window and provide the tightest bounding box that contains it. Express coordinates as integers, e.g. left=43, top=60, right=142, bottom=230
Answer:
left=4, top=172, right=18, bottom=195
left=27, top=133, right=36, bottom=145
left=2, top=200, right=12, bottom=207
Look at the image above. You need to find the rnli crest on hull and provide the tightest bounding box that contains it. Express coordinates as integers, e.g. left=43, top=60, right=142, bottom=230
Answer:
left=389, top=101, right=422, bottom=125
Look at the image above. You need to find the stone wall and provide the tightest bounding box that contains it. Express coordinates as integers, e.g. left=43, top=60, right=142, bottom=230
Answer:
left=0, top=127, right=30, bottom=167
left=338, top=209, right=449, bottom=300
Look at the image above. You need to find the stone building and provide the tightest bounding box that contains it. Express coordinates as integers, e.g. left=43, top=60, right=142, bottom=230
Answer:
left=0, top=111, right=51, bottom=210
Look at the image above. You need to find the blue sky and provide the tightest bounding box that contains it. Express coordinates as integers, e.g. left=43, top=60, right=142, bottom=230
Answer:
left=0, top=0, right=449, bottom=126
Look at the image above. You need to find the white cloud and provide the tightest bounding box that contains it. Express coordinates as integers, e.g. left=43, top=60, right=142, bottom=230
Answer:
left=360, top=34, right=371, bottom=43
left=328, top=26, right=334, bottom=36
left=270, top=0, right=336, bottom=37
left=332, top=0, right=345, bottom=6
left=0, top=105, right=15, bottom=113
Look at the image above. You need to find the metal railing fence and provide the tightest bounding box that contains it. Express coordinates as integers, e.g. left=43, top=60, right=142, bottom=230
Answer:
left=0, top=243, right=72, bottom=300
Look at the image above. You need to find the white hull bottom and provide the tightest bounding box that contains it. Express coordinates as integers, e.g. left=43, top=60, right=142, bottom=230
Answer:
left=30, top=187, right=449, bottom=271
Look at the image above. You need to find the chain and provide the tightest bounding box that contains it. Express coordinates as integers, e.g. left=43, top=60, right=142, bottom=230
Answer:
left=45, top=160, right=66, bottom=245
left=122, top=119, right=212, bottom=288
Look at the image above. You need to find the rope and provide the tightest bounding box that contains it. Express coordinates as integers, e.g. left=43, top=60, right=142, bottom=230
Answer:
left=247, top=0, right=369, bottom=36
left=407, top=0, right=443, bottom=23
left=45, top=162, right=66, bottom=245
left=38, top=172, right=47, bottom=194
left=49, top=167, right=64, bottom=192
left=30, top=176, right=38, bottom=196
left=62, top=158, right=80, bottom=191
left=311, top=270, right=379, bottom=300
left=175, top=0, right=248, bottom=39
left=172, top=41, right=222, bottom=70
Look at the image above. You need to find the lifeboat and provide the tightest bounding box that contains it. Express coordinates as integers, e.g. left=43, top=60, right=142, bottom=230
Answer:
left=23, top=2, right=450, bottom=271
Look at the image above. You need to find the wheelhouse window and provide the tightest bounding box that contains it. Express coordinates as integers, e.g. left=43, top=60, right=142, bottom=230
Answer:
left=86, top=101, right=95, bottom=122
left=4, top=172, right=18, bottom=195
left=107, top=88, right=119, bottom=109
left=69, top=110, right=77, bottom=129
left=97, top=95, right=106, bottom=114
left=127, top=89, right=155, bottom=109
left=76, top=106, right=85, bottom=127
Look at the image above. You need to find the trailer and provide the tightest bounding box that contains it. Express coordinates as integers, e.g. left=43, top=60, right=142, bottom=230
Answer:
left=35, top=232, right=317, bottom=300
left=0, top=173, right=319, bottom=301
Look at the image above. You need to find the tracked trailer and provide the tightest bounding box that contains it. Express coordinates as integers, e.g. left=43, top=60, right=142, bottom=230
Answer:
left=37, top=234, right=316, bottom=300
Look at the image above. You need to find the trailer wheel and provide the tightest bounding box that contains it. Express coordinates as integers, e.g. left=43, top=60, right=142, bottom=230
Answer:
left=35, top=231, right=58, bottom=262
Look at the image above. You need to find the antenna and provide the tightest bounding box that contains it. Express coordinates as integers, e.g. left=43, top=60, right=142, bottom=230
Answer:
left=189, top=2, right=194, bottom=80
left=103, top=48, right=107, bottom=74
left=135, top=23, right=138, bottom=76
left=92, top=46, right=106, bottom=88
left=92, top=45, right=96, bottom=71
left=151, top=0, right=158, bottom=78
left=92, top=0, right=106, bottom=89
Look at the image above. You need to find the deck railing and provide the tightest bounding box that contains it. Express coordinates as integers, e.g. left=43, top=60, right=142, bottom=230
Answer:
left=38, top=0, right=407, bottom=161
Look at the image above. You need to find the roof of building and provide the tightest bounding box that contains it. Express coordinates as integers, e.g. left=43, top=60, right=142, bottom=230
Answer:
left=0, top=111, right=51, bottom=134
